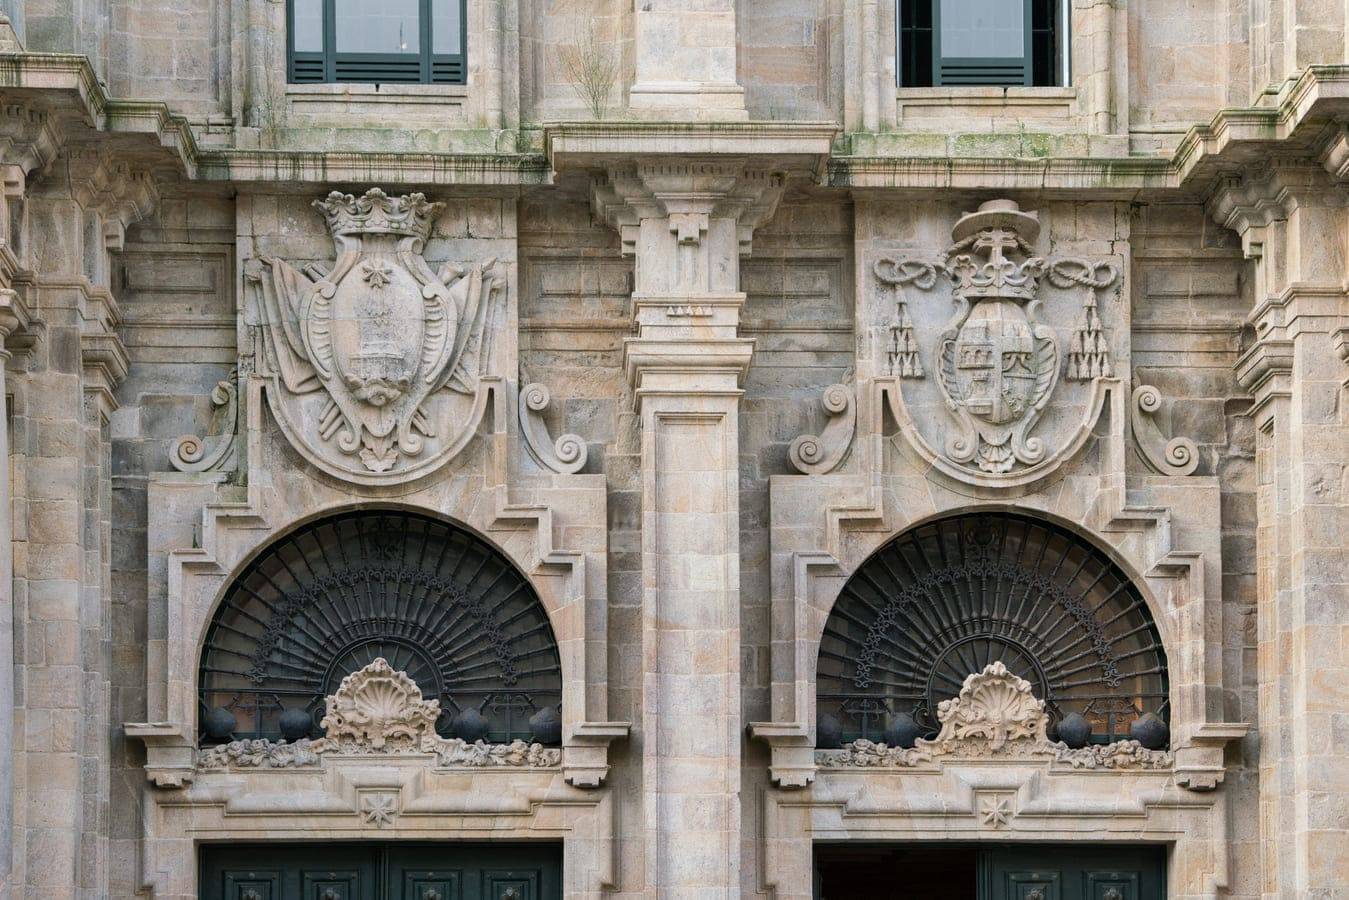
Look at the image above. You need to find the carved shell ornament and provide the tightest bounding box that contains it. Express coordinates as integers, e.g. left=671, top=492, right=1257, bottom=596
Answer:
left=248, top=188, right=506, bottom=484
left=817, top=663, right=1173, bottom=771
left=319, top=656, right=441, bottom=750
left=197, top=658, right=562, bottom=771
left=874, top=200, right=1128, bottom=484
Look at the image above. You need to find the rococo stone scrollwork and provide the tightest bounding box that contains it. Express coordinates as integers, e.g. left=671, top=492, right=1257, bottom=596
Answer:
left=197, top=659, right=562, bottom=771
left=1131, top=383, right=1201, bottom=476
left=249, top=188, right=506, bottom=483
left=788, top=379, right=857, bottom=475
left=817, top=663, right=1173, bottom=771
left=169, top=371, right=239, bottom=473
left=519, top=380, right=588, bottom=474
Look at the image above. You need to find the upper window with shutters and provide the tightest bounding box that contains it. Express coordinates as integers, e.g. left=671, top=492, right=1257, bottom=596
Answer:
left=288, top=0, right=467, bottom=85
left=898, top=0, right=1069, bottom=88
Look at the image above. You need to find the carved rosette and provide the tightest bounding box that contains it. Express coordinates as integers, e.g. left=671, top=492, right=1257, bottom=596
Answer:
left=816, top=663, right=1173, bottom=771
left=196, top=659, right=562, bottom=771
left=249, top=188, right=506, bottom=485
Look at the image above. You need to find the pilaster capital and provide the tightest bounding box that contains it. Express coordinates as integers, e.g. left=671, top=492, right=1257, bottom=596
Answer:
left=1207, top=160, right=1345, bottom=250
left=0, top=103, right=61, bottom=180
left=590, top=159, right=787, bottom=258
left=0, top=287, right=30, bottom=351
left=60, top=145, right=159, bottom=240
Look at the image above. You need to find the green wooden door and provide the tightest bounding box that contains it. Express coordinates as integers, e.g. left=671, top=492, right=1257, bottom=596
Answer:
left=979, top=846, right=1166, bottom=900
left=201, top=842, right=562, bottom=900
left=813, top=843, right=1166, bottom=899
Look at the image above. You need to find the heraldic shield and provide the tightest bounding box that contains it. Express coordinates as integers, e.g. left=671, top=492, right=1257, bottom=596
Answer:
left=250, top=189, right=505, bottom=484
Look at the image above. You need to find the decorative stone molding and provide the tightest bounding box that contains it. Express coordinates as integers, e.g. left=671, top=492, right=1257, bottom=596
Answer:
left=1130, top=384, right=1200, bottom=476
left=248, top=188, right=506, bottom=484
left=1049, top=258, right=1119, bottom=381
left=815, top=665, right=1174, bottom=774
left=818, top=737, right=1173, bottom=771
left=519, top=381, right=588, bottom=474
left=874, top=200, right=1124, bottom=488
left=195, top=660, right=564, bottom=774
left=929, top=662, right=1049, bottom=750
left=319, top=657, right=441, bottom=750
left=169, top=372, right=239, bottom=473
left=788, top=381, right=857, bottom=475
left=873, top=256, right=937, bottom=378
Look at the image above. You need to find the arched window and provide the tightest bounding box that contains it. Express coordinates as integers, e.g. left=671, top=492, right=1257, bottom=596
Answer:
left=816, top=512, right=1168, bottom=746
left=198, top=510, right=561, bottom=744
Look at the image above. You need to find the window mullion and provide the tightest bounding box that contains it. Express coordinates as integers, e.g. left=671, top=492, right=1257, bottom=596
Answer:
left=323, top=0, right=336, bottom=82
left=421, top=0, right=433, bottom=83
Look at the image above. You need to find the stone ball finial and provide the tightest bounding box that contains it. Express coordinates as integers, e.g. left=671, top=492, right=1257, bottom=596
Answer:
left=950, top=198, right=1040, bottom=245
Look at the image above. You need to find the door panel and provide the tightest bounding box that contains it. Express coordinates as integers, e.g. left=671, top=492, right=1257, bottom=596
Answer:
left=482, top=871, right=540, bottom=900
left=399, top=870, right=462, bottom=900
left=980, top=846, right=1165, bottom=900
left=1004, top=870, right=1061, bottom=900
left=221, top=872, right=281, bottom=900
left=1083, top=871, right=1139, bottom=900
left=302, top=869, right=364, bottom=900
left=202, top=843, right=561, bottom=900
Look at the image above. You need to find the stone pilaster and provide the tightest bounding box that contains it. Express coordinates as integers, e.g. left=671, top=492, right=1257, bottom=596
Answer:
left=627, top=0, right=747, bottom=121
left=1211, top=161, right=1349, bottom=897
left=12, top=146, right=149, bottom=900
left=595, top=159, right=781, bottom=897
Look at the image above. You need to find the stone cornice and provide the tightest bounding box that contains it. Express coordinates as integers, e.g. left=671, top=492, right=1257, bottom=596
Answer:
left=198, top=149, right=552, bottom=186
left=545, top=120, right=838, bottom=179
left=4, top=52, right=1349, bottom=201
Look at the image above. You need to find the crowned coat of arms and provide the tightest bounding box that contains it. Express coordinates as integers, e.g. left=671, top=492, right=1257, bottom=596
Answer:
left=875, top=200, right=1121, bottom=482
left=250, top=189, right=504, bottom=483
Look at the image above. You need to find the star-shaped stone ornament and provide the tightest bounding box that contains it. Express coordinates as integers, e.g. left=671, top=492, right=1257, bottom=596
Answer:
left=979, top=795, right=1013, bottom=828
left=361, top=793, right=398, bottom=827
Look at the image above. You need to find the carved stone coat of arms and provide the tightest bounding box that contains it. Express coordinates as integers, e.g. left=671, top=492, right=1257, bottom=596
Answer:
left=874, top=200, right=1121, bottom=484
left=250, top=189, right=504, bottom=483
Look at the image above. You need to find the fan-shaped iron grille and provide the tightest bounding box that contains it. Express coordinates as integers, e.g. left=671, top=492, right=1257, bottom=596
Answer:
left=817, top=512, right=1168, bottom=745
left=198, top=510, right=562, bottom=744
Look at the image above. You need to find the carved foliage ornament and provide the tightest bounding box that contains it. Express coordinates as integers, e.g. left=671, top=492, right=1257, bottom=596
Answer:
left=874, top=201, right=1121, bottom=476
left=197, top=659, right=562, bottom=771
left=817, top=663, right=1173, bottom=770
left=250, top=189, right=505, bottom=483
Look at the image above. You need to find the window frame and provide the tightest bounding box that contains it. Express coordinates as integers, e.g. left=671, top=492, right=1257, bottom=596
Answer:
left=287, top=0, right=468, bottom=86
left=898, top=0, right=1070, bottom=89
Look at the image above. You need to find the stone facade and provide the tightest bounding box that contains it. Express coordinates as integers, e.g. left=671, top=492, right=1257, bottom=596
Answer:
left=0, top=1, right=1345, bottom=898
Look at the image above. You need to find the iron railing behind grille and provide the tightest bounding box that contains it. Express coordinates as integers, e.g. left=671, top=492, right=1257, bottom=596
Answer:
left=817, top=512, right=1169, bottom=746
left=198, top=510, right=562, bottom=745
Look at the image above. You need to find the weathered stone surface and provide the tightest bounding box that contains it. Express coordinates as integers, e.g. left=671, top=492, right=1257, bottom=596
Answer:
left=0, top=3, right=1346, bottom=898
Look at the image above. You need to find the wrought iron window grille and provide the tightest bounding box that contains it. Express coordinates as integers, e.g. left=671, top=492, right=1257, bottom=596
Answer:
left=817, top=512, right=1169, bottom=746
left=198, top=510, right=561, bottom=745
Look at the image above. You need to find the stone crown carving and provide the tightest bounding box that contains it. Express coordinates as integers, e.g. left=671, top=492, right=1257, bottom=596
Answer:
left=314, top=188, right=440, bottom=239
left=197, top=659, right=562, bottom=771
left=817, top=663, right=1172, bottom=772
